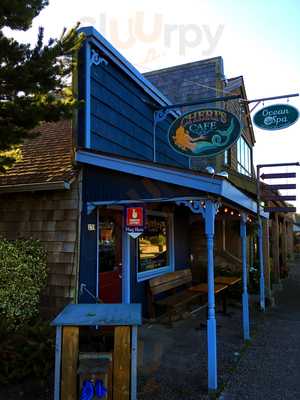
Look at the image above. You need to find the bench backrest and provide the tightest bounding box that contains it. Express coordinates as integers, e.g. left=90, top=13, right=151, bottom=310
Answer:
left=149, top=269, right=192, bottom=296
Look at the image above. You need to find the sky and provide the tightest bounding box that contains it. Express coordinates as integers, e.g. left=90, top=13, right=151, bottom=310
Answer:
left=6, top=0, right=300, bottom=210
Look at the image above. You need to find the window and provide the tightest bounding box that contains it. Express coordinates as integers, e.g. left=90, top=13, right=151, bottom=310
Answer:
left=237, top=136, right=252, bottom=177
left=137, top=212, right=174, bottom=281
left=224, top=149, right=229, bottom=165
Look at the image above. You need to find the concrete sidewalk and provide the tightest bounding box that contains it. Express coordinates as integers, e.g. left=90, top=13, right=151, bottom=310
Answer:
left=221, top=258, right=300, bottom=400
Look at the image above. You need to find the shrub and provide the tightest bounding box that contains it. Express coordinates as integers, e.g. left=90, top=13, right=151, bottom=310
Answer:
left=0, top=319, right=55, bottom=385
left=0, top=239, right=47, bottom=332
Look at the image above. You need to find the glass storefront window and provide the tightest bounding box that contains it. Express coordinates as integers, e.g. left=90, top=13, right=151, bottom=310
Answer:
left=137, top=213, right=173, bottom=279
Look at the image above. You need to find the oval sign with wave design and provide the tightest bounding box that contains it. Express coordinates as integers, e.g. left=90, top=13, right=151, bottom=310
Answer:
left=168, top=108, right=241, bottom=158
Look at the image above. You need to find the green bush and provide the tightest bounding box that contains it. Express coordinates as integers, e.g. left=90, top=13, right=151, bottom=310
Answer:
left=0, top=239, right=47, bottom=332
left=0, top=319, right=54, bottom=384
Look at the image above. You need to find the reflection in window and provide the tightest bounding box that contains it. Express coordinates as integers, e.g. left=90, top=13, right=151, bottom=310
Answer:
left=237, top=136, right=252, bottom=177
left=138, top=215, right=169, bottom=273
left=99, top=216, right=122, bottom=273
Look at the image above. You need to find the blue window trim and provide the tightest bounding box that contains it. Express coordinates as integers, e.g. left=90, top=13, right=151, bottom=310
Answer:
left=136, top=211, right=175, bottom=282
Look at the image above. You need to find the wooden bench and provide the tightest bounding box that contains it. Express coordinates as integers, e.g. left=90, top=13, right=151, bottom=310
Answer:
left=188, top=282, right=229, bottom=314
left=148, top=269, right=202, bottom=324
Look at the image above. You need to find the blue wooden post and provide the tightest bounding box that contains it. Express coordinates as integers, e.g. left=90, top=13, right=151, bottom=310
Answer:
left=122, top=229, right=131, bottom=304
left=258, top=220, right=265, bottom=311
left=240, top=213, right=250, bottom=341
left=204, top=200, right=218, bottom=391
left=54, top=326, right=62, bottom=400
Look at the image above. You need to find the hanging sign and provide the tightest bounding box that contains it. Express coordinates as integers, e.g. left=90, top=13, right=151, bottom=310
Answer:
left=253, top=104, right=299, bottom=131
left=168, top=108, right=241, bottom=158
left=125, top=206, right=145, bottom=239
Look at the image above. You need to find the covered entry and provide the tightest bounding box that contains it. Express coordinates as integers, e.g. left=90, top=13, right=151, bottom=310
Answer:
left=76, top=150, right=268, bottom=392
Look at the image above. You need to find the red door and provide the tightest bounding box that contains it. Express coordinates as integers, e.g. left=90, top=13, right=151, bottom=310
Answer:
left=98, top=209, right=122, bottom=303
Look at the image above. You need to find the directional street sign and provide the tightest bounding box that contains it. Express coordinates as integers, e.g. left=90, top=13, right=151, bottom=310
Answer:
left=262, top=195, right=297, bottom=201
left=260, top=172, right=296, bottom=180
left=264, top=206, right=297, bottom=213
left=266, top=183, right=296, bottom=190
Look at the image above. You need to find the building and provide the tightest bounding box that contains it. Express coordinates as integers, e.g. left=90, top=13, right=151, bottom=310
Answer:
left=0, top=25, right=284, bottom=392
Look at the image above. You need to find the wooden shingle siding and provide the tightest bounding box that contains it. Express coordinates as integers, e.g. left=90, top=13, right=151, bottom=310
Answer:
left=0, top=179, right=80, bottom=318
left=86, top=54, right=189, bottom=168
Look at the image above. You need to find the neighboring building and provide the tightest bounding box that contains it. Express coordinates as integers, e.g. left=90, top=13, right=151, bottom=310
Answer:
left=0, top=120, right=79, bottom=317
left=0, top=26, right=293, bottom=320
left=293, top=214, right=300, bottom=253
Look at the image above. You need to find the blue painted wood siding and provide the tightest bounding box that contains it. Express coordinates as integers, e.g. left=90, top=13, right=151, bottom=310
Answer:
left=79, top=44, right=189, bottom=169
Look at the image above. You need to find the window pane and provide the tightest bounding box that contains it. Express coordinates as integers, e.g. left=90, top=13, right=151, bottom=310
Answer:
left=237, top=136, right=252, bottom=176
left=138, top=215, right=169, bottom=273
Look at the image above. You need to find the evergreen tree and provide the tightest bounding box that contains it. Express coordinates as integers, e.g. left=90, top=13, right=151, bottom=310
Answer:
left=0, top=0, right=84, bottom=170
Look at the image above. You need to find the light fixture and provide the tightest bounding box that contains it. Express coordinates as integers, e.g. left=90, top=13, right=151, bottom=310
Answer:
left=205, top=165, right=215, bottom=175
left=217, top=171, right=229, bottom=179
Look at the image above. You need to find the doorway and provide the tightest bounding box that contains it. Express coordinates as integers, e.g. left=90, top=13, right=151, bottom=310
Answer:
left=98, top=208, right=123, bottom=303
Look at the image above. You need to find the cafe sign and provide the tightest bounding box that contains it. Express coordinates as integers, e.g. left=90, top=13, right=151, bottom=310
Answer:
left=125, top=206, right=145, bottom=239
left=253, top=104, right=299, bottom=131
left=168, top=108, right=241, bottom=157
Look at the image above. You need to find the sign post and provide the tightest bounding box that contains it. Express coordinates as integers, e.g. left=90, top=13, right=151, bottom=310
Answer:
left=256, top=162, right=299, bottom=311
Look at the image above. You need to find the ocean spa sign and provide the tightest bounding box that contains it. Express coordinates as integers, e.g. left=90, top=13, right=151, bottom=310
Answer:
left=253, top=104, right=299, bottom=131
left=168, top=108, right=241, bottom=157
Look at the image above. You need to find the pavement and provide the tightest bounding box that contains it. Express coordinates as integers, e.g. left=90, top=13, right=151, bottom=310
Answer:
left=138, top=289, right=260, bottom=399
left=138, top=256, right=300, bottom=400
left=221, top=257, right=300, bottom=400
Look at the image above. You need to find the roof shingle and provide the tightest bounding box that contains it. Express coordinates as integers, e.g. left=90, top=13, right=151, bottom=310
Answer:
left=0, top=120, right=76, bottom=188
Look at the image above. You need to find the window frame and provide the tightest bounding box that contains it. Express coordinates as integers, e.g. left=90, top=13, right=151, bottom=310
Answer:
left=237, top=136, right=252, bottom=177
left=136, top=210, right=174, bottom=282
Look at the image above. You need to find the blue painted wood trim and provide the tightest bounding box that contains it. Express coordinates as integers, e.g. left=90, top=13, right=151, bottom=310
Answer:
left=76, top=150, right=268, bottom=217
left=85, top=41, right=91, bottom=148
left=240, top=213, right=250, bottom=341
left=122, top=227, right=131, bottom=304
left=79, top=27, right=175, bottom=108
left=54, top=326, right=62, bottom=400
left=203, top=200, right=218, bottom=391
left=131, top=326, right=138, bottom=400
left=258, top=221, right=266, bottom=311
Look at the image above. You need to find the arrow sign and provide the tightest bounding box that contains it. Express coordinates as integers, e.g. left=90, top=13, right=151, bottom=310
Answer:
left=264, top=206, right=297, bottom=213
left=262, top=194, right=297, bottom=201
left=260, top=172, right=296, bottom=180
left=267, top=183, right=296, bottom=190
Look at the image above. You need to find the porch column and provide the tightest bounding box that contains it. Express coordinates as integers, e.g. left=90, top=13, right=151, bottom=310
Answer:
left=282, top=218, right=288, bottom=273
left=122, top=232, right=131, bottom=304
left=258, top=220, right=266, bottom=311
left=240, top=213, right=250, bottom=341
left=203, top=199, right=219, bottom=392
left=272, top=213, right=280, bottom=284
left=263, top=219, right=273, bottom=304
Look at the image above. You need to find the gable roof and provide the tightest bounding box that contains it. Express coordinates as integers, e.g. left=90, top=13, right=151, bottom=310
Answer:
left=0, top=120, right=76, bottom=192
left=225, top=76, right=256, bottom=145
left=144, top=57, right=224, bottom=106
